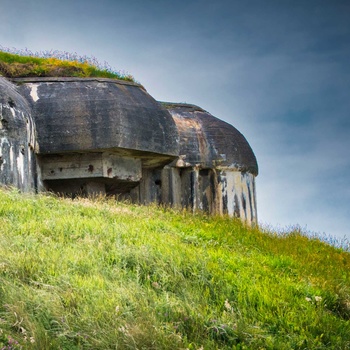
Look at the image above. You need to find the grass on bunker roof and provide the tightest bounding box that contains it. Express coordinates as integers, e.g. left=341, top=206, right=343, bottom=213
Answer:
left=0, top=48, right=135, bottom=82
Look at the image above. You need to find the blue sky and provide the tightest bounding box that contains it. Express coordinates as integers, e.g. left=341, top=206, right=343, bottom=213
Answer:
left=1, top=0, right=349, bottom=240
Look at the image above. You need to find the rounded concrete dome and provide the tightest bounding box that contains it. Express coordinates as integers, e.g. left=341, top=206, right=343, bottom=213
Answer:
left=164, top=103, right=258, bottom=175
left=0, top=77, right=36, bottom=190
left=15, top=77, right=179, bottom=162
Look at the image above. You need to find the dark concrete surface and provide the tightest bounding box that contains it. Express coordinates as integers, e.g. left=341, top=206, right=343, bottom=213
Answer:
left=15, top=78, right=179, bottom=159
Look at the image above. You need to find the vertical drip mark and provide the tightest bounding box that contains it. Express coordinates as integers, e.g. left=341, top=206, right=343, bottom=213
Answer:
left=241, top=192, right=247, bottom=219
left=17, top=150, right=25, bottom=187
left=247, top=177, right=254, bottom=223
left=30, top=84, right=40, bottom=102
left=234, top=194, right=240, bottom=218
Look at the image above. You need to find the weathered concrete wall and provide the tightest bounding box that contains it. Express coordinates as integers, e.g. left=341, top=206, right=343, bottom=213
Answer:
left=218, top=170, right=257, bottom=225
left=15, top=77, right=179, bottom=163
left=159, top=167, right=257, bottom=224
left=39, top=152, right=141, bottom=182
left=0, top=77, right=36, bottom=191
left=164, top=103, right=258, bottom=174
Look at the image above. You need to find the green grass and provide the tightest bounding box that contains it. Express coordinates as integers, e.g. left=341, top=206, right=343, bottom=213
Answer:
left=0, top=188, right=349, bottom=349
left=0, top=50, right=135, bottom=82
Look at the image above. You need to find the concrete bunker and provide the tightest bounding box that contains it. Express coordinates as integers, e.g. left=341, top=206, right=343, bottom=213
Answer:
left=0, top=76, right=258, bottom=225
left=15, top=77, right=179, bottom=199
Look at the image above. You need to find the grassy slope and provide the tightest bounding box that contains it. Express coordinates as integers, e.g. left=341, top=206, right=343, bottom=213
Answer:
left=0, top=51, right=134, bottom=81
left=0, top=189, right=349, bottom=350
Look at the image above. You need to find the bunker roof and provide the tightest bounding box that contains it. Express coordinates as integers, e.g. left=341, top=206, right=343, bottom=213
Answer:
left=13, top=78, right=179, bottom=165
left=164, top=103, right=258, bottom=175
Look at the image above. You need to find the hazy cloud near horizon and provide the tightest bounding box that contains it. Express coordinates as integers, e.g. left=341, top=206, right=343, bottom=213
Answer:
left=1, top=0, right=349, bottom=239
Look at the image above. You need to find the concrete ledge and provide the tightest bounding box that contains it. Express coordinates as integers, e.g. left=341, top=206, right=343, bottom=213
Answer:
left=40, top=153, right=141, bottom=181
left=10, top=77, right=145, bottom=89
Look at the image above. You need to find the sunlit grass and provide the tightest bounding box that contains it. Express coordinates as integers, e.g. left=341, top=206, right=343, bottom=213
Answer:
left=0, top=188, right=349, bottom=349
left=0, top=47, right=135, bottom=82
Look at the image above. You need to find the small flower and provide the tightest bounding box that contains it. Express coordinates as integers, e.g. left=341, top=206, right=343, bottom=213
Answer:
left=224, top=299, right=232, bottom=311
left=305, top=297, right=312, bottom=302
left=315, top=296, right=322, bottom=302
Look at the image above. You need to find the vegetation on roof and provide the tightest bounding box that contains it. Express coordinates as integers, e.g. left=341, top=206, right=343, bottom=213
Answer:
left=160, top=101, right=205, bottom=111
left=0, top=46, right=135, bottom=82
left=0, top=188, right=349, bottom=349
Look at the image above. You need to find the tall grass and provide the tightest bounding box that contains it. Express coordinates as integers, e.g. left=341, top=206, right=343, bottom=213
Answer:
left=0, top=46, right=134, bottom=82
left=0, top=188, right=349, bottom=349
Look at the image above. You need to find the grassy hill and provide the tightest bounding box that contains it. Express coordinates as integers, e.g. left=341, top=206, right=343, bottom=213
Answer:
left=0, top=188, right=349, bottom=350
